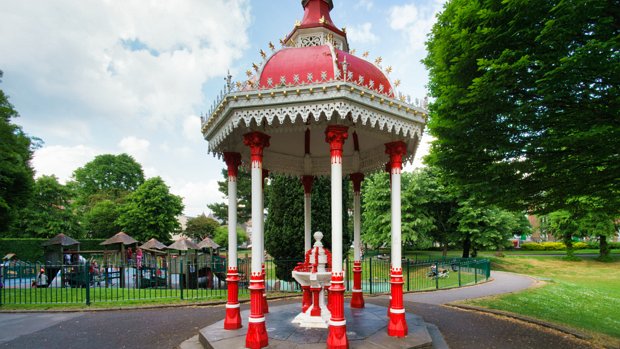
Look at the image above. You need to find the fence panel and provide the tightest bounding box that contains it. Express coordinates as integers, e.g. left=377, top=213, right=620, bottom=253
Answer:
left=0, top=257, right=490, bottom=306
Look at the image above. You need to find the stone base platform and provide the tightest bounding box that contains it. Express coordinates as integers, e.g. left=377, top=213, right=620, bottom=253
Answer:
left=198, top=302, right=442, bottom=349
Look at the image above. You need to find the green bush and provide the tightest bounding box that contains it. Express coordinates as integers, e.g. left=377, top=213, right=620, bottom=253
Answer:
left=0, top=238, right=106, bottom=262
left=573, top=242, right=588, bottom=250
left=521, top=242, right=545, bottom=251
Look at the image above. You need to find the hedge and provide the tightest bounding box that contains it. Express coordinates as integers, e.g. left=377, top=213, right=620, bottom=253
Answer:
left=520, top=241, right=620, bottom=251
left=0, top=238, right=106, bottom=262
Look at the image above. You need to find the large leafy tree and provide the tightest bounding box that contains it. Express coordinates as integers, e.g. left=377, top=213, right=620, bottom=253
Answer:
left=265, top=175, right=350, bottom=281
left=362, top=172, right=430, bottom=249
left=185, top=214, right=220, bottom=240
left=213, top=225, right=248, bottom=248
left=207, top=168, right=252, bottom=224
left=116, top=177, right=184, bottom=242
left=424, top=0, right=619, bottom=214
left=13, top=175, right=82, bottom=238
left=71, top=153, right=145, bottom=207
left=0, top=71, right=36, bottom=233
left=82, top=199, right=121, bottom=238
left=363, top=167, right=529, bottom=257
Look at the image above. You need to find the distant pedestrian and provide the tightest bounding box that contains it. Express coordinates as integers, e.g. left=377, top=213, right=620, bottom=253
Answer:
left=136, top=248, right=143, bottom=269
left=36, top=268, right=48, bottom=288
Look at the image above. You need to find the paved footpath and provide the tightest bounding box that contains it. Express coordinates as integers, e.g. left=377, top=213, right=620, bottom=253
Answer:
left=0, top=271, right=597, bottom=349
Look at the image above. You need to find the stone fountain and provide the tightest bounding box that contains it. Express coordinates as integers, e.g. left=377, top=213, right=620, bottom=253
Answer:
left=291, top=231, right=333, bottom=328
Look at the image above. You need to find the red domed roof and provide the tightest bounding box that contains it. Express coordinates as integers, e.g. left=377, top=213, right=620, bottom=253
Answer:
left=258, top=45, right=393, bottom=96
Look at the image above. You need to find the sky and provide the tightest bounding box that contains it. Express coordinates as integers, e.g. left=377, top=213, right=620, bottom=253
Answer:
left=0, top=0, right=444, bottom=217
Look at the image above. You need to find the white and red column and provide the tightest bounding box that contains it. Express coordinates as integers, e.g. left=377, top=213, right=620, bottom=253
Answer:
left=349, top=172, right=365, bottom=309
left=224, top=152, right=242, bottom=330
left=243, top=131, right=270, bottom=349
left=385, top=141, right=408, bottom=337
left=325, top=125, right=349, bottom=349
left=261, top=168, right=269, bottom=314
left=301, top=175, right=314, bottom=312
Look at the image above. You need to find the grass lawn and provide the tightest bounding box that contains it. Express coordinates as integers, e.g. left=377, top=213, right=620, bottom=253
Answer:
left=463, top=255, right=620, bottom=345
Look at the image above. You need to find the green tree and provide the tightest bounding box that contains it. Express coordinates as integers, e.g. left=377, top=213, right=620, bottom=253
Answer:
left=454, top=199, right=529, bottom=257
left=0, top=71, right=36, bottom=233
left=265, top=175, right=350, bottom=281
left=82, top=199, right=121, bottom=238
left=404, top=168, right=459, bottom=255
left=116, top=177, right=184, bottom=242
left=185, top=214, right=220, bottom=240
left=213, top=225, right=248, bottom=248
left=13, top=175, right=82, bottom=238
left=207, top=168, right=252, bottom=224
left=548, top=210, right=581, bottom=259
left=362, top=172, right=430, bottom=249
left=423, top=0, right=619, bottom=214
left=71, top=153, right=145, bottom=207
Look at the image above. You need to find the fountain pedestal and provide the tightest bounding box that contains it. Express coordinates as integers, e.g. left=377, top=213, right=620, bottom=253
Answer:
left=291, top=232, right=332, bottom=328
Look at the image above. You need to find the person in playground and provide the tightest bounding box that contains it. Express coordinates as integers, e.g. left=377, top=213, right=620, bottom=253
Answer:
left=36, top=268, right=48, bottom=288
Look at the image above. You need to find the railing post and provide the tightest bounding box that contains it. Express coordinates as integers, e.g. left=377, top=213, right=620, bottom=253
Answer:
left=368, top=257, right=373, bottom=294
left=458, top=260, right=462, bottom=287
left=406, top=258, right=410, bottom=292
left=474, top=260, right=478, bottom=284
left=435, top=263, right=439, bottom=290
left=180, top=260, right=184, bottom=300
left=85, top=262, right=91, bottom=306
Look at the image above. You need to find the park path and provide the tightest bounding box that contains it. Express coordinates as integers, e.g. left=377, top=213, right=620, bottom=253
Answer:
left=404, top=270, right=536, bottom=304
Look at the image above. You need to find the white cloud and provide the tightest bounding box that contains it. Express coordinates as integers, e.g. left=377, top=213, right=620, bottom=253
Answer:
left=355, top=0, right=374, bottom=11
left=118, top=136, right=150, bottom=163
left=171, top=179, right=223, bottom=217
left=32, top=145, right=100, bottom=183
left=0, top=0, right=252, bottom=128
left=388, top=1, right=443, bottom=52
left=409, top=132, right=434, bottom=170
left=183, top=115, right=203, bottom=143
left=346, top=23, right=378, bottom=45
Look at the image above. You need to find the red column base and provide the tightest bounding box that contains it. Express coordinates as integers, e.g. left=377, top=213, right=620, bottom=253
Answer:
left=224, top=305, right=242, bottom=330
left=387, top=311, right=408, bottom=337
left=262, top=292, right=269, bottom=314
left=327, top=322, right=349, bottom=349
left=246, top=321, right=268, bottom=349
left=301, top=285, right=312, bottom=313
left=350, top=290, right=365, bottom=308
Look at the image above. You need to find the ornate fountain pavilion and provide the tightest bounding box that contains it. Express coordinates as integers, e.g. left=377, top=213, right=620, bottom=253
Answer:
left=201, top=1, right=427, bottom=348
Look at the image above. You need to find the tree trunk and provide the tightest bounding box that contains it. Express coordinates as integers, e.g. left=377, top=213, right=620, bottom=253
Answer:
left=564, top=233, right=574, bottom=258
left=471, top=247, right=478, bottom=258
left=442, top=243, right=448, bottom=258
left=599, top=234, right=610, bottom=259
left=462, top=235, right=471, bottom=258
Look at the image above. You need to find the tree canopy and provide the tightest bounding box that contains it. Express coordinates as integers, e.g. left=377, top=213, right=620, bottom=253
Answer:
left=185, top=214, right=220, bottom=240
left=13, top=175, right=82, bottom=238
left=116, top=177, right=184, bottom=242
left=423, top=0, right=619, bottom=214
left=0, top=71, right=35, bottom=233
left=71, top=153, right=145, bottom=207
left=362, top=167, right=529, bottom=257
left=265, top=175, right=350, bottom=281
left=82, top=199, right=121, bottom=239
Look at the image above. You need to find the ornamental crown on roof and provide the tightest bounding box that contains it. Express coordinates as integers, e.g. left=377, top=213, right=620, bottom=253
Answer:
left=200, top=0, right=428, bottom=176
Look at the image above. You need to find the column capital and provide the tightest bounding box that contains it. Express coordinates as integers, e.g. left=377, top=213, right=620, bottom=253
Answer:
left=325, top=125, right=349, bottom=160
left=223, top=152, right=242, bottom=178
left=243, top=131, right=271, bottom=163
left=350, top=172, right=364, bottom=193
left=385, top=141, right=407, bottom=171
left=302, top=175, right=314, bottom=194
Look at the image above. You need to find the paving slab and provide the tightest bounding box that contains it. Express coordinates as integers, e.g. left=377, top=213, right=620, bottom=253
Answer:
left=200, top=302, right=433, bottom=349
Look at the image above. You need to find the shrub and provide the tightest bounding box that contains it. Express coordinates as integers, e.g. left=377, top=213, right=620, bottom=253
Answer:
left=0, top=238, right=106, bottom=262
left=520, top=242, right=545, bottom=251
left=573, top=242, right=588, bottom=250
